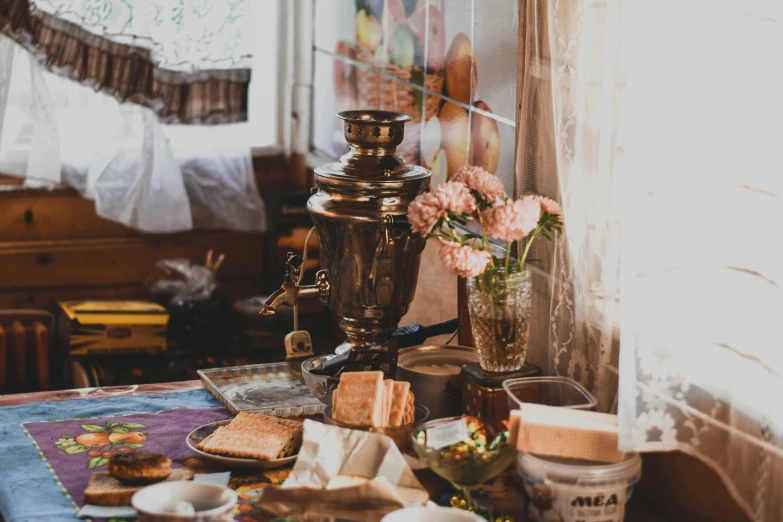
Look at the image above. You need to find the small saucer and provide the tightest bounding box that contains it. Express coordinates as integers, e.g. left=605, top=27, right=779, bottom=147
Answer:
left=186, top=419, right=298, bottom=470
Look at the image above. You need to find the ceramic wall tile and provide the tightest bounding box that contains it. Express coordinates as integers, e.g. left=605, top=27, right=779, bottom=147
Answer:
left=424, top=96, right=470, bottom=186
left=353, top=0, right=428, bottom=87
left=314, top=0, right=356, bottom=53
left=420, top=96, right=445, bottom=184
left=469, top=118, right=516, bottom=196
left=380, top=77, right=424, bottom=166
left=468, top=108, right=504, bottom=176
left=473, top=0, right=519, bottom=123
left=313, top=50, right=371, bottom=158
left=432, top=0, right=475, bottom=106
left=404, top=238, right=458, bottom=328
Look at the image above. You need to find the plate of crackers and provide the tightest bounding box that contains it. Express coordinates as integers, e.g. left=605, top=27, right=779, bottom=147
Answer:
left=187, top=412, right=303, bottom=469
left=323, top=371, right=428, bottom=449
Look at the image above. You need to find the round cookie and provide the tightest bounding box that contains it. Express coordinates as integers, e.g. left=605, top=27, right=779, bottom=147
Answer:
left=107, top=452, right=172, bottom=483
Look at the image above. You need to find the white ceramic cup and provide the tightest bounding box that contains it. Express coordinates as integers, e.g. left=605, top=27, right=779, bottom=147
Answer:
left=381, top=506, right=488, bottom=522
left=131, top=481, right=238, bottom=522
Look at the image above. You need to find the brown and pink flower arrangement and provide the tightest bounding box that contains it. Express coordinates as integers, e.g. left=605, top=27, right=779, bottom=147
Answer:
left=408, top=165, right=563, bottom=282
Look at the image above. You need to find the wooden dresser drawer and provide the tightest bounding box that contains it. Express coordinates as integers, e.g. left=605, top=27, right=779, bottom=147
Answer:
left=0, top=189, right=136, bottom=241
left=0, top=234, right=263, bottom=290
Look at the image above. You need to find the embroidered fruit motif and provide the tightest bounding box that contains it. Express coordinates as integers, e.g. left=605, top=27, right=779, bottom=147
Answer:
left=124, top=431, right=147, bottom=444
left=75, top=432, right=111, bottom=447
left=108, top=432, right=130, bottom=443
left=54, top=420, right=149, bottom=469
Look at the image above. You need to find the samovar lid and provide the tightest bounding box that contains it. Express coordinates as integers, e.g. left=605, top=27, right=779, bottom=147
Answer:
left=315, top=110, right=431, bottom=188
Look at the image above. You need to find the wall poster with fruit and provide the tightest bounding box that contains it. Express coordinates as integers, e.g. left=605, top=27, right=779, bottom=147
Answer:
left=54, top=420, right=148, bottom=469
left=314, top=0, right=518, bottom=196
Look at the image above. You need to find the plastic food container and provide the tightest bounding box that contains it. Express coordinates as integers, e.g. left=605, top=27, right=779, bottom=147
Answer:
left=502, top=376, right=597, bottom=412
left=517, top=452, right=642, bottom=522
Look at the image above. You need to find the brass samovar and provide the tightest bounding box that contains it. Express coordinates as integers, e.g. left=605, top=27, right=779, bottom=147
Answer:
left=261, top=111, right=431, bottom=353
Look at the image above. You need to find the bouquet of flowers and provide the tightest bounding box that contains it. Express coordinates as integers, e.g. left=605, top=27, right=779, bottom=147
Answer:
left=408, top=165, right=563, bottom=281
left=408, top=165, right=563, bottom=371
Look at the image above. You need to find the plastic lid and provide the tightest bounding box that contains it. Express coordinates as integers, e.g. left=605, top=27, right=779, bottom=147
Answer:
left=519, top=451, right=642, bottom=486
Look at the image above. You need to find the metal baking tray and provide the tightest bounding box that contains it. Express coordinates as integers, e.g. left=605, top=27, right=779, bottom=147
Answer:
left=198, top=361, right=325, bottom=416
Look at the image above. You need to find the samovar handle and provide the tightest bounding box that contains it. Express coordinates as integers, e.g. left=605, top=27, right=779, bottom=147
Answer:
left=381, top=213, right=397, bottom=245
left=315, top=270, right=330, bottom=305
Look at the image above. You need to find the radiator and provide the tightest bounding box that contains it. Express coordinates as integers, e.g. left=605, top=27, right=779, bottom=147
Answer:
left=0, top=310, right=55, bottom=393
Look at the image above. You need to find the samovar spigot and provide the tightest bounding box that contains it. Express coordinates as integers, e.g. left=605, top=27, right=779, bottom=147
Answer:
left=260, top=253, right=330, bottom=316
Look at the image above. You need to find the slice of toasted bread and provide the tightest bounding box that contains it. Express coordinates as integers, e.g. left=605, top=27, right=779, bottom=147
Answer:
left=84, top=467, right=193, bottom=506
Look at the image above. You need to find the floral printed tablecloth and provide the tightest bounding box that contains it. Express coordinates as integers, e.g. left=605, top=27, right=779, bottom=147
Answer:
left=0, top=387, right=295, bottom=522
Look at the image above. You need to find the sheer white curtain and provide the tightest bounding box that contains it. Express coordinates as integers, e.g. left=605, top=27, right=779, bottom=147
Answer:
left=521, top=0, right=783, bottom=520
left=0, top=0, right=273, bottom=233
left=519, top=0, right=622, bottom=413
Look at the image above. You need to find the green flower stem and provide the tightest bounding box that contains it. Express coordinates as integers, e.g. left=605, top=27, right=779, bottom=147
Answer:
left=476, top=210, right=495, bottom=267
left=519, top=226, right=540, bottom=269
left=430, top=228, right=463, bottom=244
left=504, top=241, right=511, bottom=275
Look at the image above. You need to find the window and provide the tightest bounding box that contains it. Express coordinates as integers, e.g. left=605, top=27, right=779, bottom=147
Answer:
left=0, top=0, right=281, bottom=181
left=0, top=0, right=284, bottom=232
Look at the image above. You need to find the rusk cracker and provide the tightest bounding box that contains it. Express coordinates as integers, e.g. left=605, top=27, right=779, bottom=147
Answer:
left=388, top=381, right=410, bottom=427
left=197, top=413, right=303, bottom=461
left=333, top=371, right=386, bottom=427
left=333, top=387, right=385, bottom=426
left=198, top=426, right=291, bottom=460
left=196, top=431, right=216, bottom=449
left=383, top=379, right=394, bottom=427
left=402, top=391, right=415, bottom=425
left=229, top=412, right=302, bottom=433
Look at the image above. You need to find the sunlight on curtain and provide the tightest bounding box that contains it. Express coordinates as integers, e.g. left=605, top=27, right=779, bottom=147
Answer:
left=619, top=2, right=783, bottom=521
left=520, top=0, right=783, bottom=519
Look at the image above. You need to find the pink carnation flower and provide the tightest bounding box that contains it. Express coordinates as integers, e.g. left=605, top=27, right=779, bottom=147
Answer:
left=433, top=180, right=475, bottom=215
left=437, top=240, right=492, bottom=278
left=452, top=165, right=505, bottom=201
left=408, top=181, right=476, bottom=236
left=535, top=196, right=563, bottom=222
left=482, top=196, right=541, bottom=242
left=408, top=192, right=441, bottom=236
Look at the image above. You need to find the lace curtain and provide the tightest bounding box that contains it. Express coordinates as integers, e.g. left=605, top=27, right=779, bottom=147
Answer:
left=0, top=0, right=266, bottom=233
left=519, top=0, right=621, bottom=413
left=519, top=1, right=783, bottom=520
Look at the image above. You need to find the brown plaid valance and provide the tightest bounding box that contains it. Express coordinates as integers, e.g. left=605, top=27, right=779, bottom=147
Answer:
left=0, top=0, right=250, bottom=124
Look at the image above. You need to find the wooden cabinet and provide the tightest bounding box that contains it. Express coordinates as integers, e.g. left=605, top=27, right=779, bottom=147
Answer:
left=0, top=188, right=266, bottom=308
